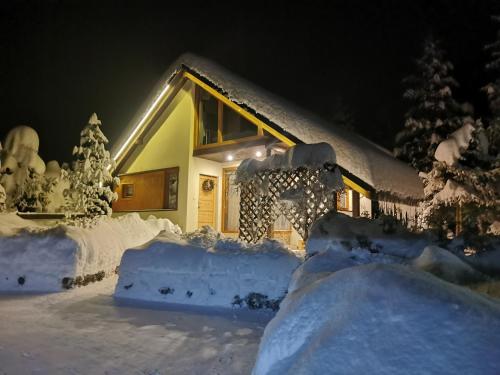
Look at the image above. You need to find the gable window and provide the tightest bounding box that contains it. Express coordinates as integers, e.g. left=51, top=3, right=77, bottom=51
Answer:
left=195, top=86, right=260, bottom=147
left=198, top=90, right=219, bottom=145
left=113, top=167, right=179, bottom=212
left=222, top=105, right=258, bottom=141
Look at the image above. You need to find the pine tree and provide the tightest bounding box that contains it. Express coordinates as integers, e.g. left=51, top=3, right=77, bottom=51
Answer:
left=68, top=113, right=119, bottom=217
left=483, top=15, right=500, bottom=165
left=395, top=37, right=466, bottom=173
left=421, top=119, right=499, bottom=238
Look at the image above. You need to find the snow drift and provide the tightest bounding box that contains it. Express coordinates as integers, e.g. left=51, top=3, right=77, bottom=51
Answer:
left=412, top=245, right=486, bottom=284
left=115, top=227, right=301, bottom=309
left=307, top=211, right=430, bottom=258
left=253, top=263, right=500, bottom=375
left=0, top=213, right=179, bottom=292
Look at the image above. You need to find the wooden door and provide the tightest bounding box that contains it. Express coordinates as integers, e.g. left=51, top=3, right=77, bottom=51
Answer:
left=198, top=175, right=217, bottom=228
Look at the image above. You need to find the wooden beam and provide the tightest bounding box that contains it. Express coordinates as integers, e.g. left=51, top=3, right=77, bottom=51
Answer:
left=352, top=190, right=360, bottom=217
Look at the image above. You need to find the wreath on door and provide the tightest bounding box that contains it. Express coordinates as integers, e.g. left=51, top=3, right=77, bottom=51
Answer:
left=202, top=179, right=215, bottom=192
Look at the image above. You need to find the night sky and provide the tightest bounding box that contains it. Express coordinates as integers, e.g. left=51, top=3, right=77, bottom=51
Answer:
left=1, top=0, right=499, bottom=163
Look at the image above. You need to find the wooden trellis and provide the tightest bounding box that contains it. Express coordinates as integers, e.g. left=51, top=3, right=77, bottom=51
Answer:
left=238, top=167, right=338, bottom=243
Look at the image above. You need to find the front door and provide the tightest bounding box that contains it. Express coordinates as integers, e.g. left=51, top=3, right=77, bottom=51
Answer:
left=198, top=175, right=217, bottom=228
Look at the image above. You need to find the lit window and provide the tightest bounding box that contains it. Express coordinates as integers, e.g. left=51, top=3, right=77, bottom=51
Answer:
left=337, top=189, right=350, bottom=211
left=199, top=90, right=218, bottom=145
left=222, top=105, right=257, bottom=141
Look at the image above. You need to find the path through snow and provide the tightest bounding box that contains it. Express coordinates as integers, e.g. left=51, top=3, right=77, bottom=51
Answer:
left=0, top=276, right=272, bottom=375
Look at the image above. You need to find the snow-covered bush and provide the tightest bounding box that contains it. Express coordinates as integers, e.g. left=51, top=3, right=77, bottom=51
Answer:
left=0, top=212, right=176, bottom=292
left=411, top=245, right=486, bottom=284
left=0, top=126, right=57, bottom=212
left=306, top=210, right=430, bottom=258
left=67, top=113, right=119, bottom=217
left=253, top=264, right=500, bottom=375
left=115, top=231, right=301, bottom=309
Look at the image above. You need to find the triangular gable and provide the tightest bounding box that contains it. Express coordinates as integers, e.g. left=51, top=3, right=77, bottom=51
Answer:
left=112, top=54, right=423, bottom=202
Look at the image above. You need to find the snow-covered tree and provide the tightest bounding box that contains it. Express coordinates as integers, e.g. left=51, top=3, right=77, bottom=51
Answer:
left=483, top=15, right=500, bottom=165
left=395, top=37, right=466, bottom=173
left=0, top=126, right=51, bottom=212
left=421, top=118, right=499, bottom=238
left=68, top=113, right=119, bottom=217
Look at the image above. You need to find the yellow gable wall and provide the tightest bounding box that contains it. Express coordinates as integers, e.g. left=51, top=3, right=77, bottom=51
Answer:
left=121, top=81, right=195, bottom=230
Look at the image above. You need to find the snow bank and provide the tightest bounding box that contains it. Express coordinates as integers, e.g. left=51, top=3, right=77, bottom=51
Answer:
left=0, top=213, right=179, bottom=292
left=115, top=229, right=301, bottom=309
left=307, top=211, right=430, bottom=258
left=253, top=264, right=500, bottom=375
left=412, top=245, right=486, bottom=284
left=289, top=247, right=403, bottom=294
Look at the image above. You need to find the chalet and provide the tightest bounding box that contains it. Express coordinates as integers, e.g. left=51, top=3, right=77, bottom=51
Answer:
left=111, top=54, right=423, bottom=248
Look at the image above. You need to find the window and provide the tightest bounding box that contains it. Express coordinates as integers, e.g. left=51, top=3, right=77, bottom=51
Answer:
left=166, top=170, right=179, bottom=210
left=122, top=184, right=134, bottom=198
left=198, top=90, right=219, bottom=145
left=337, top=189, right=350, bottom=211
left=196, top=86, right=260, bottom=147
left=222, top=105, right=257, bottom=141
left=113, top=167, right=179, bottom=212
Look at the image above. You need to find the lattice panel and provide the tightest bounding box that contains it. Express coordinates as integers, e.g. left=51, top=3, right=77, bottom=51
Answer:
left=238, top=167, right=338, bottom=244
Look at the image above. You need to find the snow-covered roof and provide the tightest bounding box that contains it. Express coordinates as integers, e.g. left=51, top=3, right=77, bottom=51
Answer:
left=113, top=53, right=423, bottom=201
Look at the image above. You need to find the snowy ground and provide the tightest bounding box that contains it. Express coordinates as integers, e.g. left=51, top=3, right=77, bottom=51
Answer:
left=0, top=276, right=272, bottom=375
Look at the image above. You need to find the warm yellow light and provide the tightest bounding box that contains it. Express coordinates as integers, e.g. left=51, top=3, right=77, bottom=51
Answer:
left=113, top=83, right=171, bottom=162
left=226, top=154, right=234, bottom=161
left=255, top=151, right=262, bottom=157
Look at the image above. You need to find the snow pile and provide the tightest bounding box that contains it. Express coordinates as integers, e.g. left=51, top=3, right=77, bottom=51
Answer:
left=115, top=233, right=301, bottom=309
left=412, top=246, right=486, bottom=284
left=288, top=247, right=403, bottom=294
left=307, top=211, right=430, bottom=258
left=253, top=264, right=500, bottom=375
left=0, top=213, right=178, bottom=292
left=434, top=122, right=475, bottom=166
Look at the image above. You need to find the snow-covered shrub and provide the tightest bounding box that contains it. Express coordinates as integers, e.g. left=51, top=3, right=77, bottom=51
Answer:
left=0, top=126, right=53, bottom=211
left=115, top=234, right=301, bottom=309
left=306, top=210, right=430, bottom=258
left=411, top=245, right=486, bottom=284
left=67, top=113, right=119, bottom=217
left=253, top=264, right=500, bottom=375
left=0, top=212, right=176, bottom=292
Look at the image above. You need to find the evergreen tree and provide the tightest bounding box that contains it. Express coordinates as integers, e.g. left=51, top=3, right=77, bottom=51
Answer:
left=421, top=119, right=499, bottom=238
left=483, top=15, right=500, bottom=164
left=68, top=113, right=119, bottom=217
left=395, top=37, right=466, bottom=173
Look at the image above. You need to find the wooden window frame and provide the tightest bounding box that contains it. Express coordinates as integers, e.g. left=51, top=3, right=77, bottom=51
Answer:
left=115, top=167, right=179, bottom=212
left=121, top=183, right=135, bottom=199
left=194, top=85, right=264, bottom=151
left=337, top=188, right=350, bottom=212
left=222, top=167, right=238, bottom=233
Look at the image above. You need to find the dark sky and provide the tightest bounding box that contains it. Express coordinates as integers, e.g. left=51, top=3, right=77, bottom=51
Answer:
left=1, top=0, right=499, bottom=163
